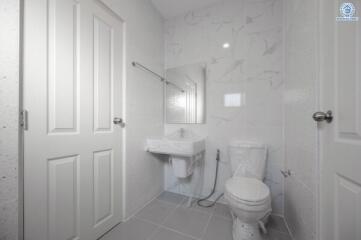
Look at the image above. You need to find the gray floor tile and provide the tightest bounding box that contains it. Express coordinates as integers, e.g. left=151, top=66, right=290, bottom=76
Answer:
left=213, top=203, right=232, bottom=220
left=157, top=191, right=185, bottom=205
left=262, top=229, right=292, bottom=240
left=179, top=198, right=216, bottom=215
left=202, top=215, right=233, bottom=240
left=100, top=218, right=157, bottom=240
left=163, top=206, right=211, bottom=239
left=100, top=192, right=293, bottom=240
left=148, top=227, right=195, bottom=240
left=135, top=199, right=176, bottom=224
left=267, top=215, right=289, bottom=234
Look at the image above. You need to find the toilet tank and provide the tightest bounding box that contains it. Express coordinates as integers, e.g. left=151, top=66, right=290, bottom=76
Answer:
left=229, top=141, right=267, bottom=180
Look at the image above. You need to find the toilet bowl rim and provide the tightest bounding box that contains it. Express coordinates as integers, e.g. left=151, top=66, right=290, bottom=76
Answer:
left=225, top=177, right=270, bottom=203
left=225, top=191, right=271, bottom=208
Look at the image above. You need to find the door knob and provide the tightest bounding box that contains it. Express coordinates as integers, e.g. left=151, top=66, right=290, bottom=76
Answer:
left=312, top=110, right=333, bottom=123
left=113, top=117, right=125, bottom=127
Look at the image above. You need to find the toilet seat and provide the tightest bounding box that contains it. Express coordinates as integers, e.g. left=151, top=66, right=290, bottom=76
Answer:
left=225, top=177, right=270, bottom=207
left=225, top=141, right=270, bottom=240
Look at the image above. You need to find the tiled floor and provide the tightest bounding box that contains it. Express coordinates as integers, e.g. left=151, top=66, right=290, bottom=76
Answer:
left=100, top=192, right=292, bottom=240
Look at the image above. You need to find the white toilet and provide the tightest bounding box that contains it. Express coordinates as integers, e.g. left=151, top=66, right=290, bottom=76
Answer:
left=225, top=141, right=271, bottom=240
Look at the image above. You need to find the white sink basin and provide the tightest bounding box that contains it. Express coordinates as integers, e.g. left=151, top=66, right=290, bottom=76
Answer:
left=146, top=129, right=206, bottom=178
left=146, top=136, right=205, bottom=157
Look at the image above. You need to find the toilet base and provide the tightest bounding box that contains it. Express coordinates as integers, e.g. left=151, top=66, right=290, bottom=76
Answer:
left=232, top=218, right=262, bottom=240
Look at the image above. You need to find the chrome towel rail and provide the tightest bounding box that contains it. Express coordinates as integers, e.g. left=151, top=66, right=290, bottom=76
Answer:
left=132, top=61, right=184, bottom=93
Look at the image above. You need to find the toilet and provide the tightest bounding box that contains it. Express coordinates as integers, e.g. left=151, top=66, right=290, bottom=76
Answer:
left=225, top=141, right=271, bottom=240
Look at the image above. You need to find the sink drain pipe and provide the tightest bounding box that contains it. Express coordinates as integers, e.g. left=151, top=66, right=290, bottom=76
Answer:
left=197, top=149, right=224, bottom=208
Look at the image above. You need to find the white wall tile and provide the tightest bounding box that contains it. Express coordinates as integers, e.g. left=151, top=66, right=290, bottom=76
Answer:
left=284, top=0, right=318, bottom=239
left=164, top=0, right=285, bottom=215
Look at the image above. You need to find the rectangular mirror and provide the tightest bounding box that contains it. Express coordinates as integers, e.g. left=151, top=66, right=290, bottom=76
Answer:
left=165, top=63, right=206, bottom=124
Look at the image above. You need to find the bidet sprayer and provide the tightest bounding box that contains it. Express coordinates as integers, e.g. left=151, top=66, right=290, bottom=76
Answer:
left=197, top=148, right=223, bottom=207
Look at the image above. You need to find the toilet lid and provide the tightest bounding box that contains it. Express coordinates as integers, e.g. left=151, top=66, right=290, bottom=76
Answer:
left=225, top=177, right=270, bottom=203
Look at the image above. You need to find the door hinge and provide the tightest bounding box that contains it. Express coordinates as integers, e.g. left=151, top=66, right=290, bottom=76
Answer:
left=20, top=110, right=28, bottom=130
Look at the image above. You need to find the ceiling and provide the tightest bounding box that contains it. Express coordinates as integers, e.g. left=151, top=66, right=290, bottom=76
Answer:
left=150, top=0, right=224, bottom=19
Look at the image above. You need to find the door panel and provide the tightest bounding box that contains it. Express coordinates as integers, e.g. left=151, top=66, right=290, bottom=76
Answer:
left=334, top=175, right=361, bottom=239
left=93, top=17, right=113, bottom=132
left=48, top=155, right=79, bottom=240
left=335, top=0, right=361, bottom=141
left=320, top=0, right=361, bottom=240
left=23, top=0, right=124, bottom=239
left=48, top=0, right=80, bottom=134
left=87, top=3, right=123, bottom=238
left=93, top=150, right=113, bottom=226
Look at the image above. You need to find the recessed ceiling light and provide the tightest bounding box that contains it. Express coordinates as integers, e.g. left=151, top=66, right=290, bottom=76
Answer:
left=223, top=42, right=230, bottom=49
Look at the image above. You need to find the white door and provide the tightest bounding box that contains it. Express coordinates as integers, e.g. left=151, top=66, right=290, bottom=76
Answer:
left=23, top=0, right=124, bottom=239
left=320, top=1, right=361, bottom=239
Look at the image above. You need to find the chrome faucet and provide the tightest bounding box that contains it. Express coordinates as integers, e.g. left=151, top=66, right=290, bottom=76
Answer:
left=180, top=128, right=185, bottom=138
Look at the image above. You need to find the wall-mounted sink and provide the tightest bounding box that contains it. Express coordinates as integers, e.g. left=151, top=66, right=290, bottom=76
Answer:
left=146, top=136, right=205, bottom=157
left=145, top=129, right=206, bottom=178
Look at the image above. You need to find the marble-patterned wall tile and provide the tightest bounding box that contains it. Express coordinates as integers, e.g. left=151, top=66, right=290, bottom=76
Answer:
left=285, top=177, right=316, bottom=240
left=164, top=0, right=285, bottom=215
left=284, top=0, right=318, bottom=239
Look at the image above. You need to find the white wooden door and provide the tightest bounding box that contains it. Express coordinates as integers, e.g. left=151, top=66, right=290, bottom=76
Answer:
left=23, top=0, right=124, bottom=239
left=320, top=1, right=361, bottom=239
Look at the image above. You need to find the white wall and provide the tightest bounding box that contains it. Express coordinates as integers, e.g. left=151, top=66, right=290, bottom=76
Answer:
left=284, top=0, right=318, bottom=239
left=101, top=0, right=165, bottom=220
left=0, top=0, right=20, bottom=239
left=164, top=0, right=285, bottom=215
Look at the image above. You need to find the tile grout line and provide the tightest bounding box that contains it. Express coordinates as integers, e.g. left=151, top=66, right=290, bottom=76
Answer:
left=136, top=216, right=199, bottom=240
left=199, top=206, right=215, bottom=240
left=212, top=205, right=233, bottom=221
left=104, top=192, right=293, bottom=240
left=133, top=193, right=232, bottom=240
left=156, top=197, right=185, bottom=207
left=268, top=227, right=292, bottom=236
left=267, top=215, right=293, bottom=236
left=158, top=196, right=184, bottom=226
left=178, top=198, right=219, bottom=216
left=161, top=197, right=211, bottom=240
left=136, top=195, right=200, bottom=240
left=137, top=195, right=218, bottom=240
left=278, top=218, right=295, bottom=240
left=268, top=226, right=291, bottom=234
left=123, top=190, right=165, bottom=222
left=158, top=224, right=200, bottom=240
left=132, top=194, right=181, bottom=239
left=145, top=225, right=162, bottom=240
left=156, top=194, right=234, bottom=239
left=212, top=214, right=232, bottom=221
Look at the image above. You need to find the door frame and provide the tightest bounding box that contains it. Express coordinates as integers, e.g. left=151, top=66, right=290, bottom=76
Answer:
left=317, top=0, right=322, bottom=239
left=19, top=1, right=127, bottom=239
left=19, top=0, right=25, bottom=239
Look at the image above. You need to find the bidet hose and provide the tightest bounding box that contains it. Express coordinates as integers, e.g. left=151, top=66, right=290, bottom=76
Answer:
left=197, top=149, right=224, bottom=208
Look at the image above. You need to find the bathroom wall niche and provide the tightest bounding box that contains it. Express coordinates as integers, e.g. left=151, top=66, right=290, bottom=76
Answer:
left=165, top=63, right=206, bottom=124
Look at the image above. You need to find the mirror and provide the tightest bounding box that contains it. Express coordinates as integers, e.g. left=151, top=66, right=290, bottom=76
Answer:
left=165, top=63, right=206, bottom=124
